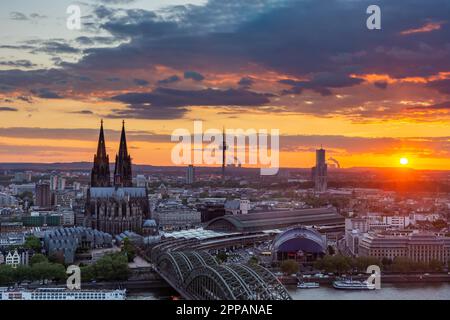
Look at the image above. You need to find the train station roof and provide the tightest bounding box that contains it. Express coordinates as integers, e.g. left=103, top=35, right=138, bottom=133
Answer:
left=205, top=207, right=344, bottom=232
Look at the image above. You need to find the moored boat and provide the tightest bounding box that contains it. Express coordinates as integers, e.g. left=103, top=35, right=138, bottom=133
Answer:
left=297, top=282, right=320, bottom=289
left=0, top=287, right=126, bottom=300
left=333, top=279, right=376, bottom=290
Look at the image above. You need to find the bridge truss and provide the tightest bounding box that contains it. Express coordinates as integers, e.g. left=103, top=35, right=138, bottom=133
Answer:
left=151, top=247, right=291, bottom=300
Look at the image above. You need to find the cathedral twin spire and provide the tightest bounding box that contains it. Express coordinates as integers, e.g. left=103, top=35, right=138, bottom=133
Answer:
left=91, top=120, right=132, bottom=187
left=114, top=121, right=133, bottom=187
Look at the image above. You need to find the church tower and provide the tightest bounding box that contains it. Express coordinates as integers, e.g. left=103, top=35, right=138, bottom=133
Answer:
left=114, top=121, right=133, bottom=187
left=87, top=120, right=148, bottom=235
left=91, top=120, right=111, bottom=187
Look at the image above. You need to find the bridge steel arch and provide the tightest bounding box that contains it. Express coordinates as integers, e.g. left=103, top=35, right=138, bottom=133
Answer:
left=150, top=246, right=292, bottom=300
left=184, top=264, right=292, bottom=300
left=155, top=250, right=219, bottom=285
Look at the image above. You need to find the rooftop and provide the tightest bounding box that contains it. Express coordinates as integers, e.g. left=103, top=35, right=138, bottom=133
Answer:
left=205, top=207, right=344, bottom=232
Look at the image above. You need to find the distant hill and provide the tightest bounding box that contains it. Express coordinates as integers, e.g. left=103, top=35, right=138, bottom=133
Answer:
left=0, top=162, right=447, bottom=174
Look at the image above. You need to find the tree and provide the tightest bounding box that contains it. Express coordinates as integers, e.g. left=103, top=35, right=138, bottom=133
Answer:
left=391, top=257, right=412, bottom=273
left=91, top=253, right=130, bottom=281
left=333, top=255, right=352, bottom=274
left=280, top=259, right=299, bottom=275
left=0, top=265, right=14, bottom=285
left=0, top=260, right=67, bottom=284
left=30, top=254, right=48, bottom=266
left=429, top=259, right=443, bottom=272
left=48, top=252, right=65, bottom=265
left=122, top=238, right=136, bottom=262
left=314, top=255, right=353, bottom=274
left=24, top=235, right=41, bottom=252
left=18, top=191, right=34, bottom=206
left=30, top=262, right=66, bottom=281
left=81, top=265, right=95, bottom=282
left=353, top=256, right=380, bottom=272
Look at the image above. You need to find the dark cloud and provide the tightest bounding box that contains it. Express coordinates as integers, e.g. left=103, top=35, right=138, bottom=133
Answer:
left=280, top=72, right=364, bottom=96
left=427, top=79, right=450, bottom=95
left=133, top=78, right=149, bottom=86
left=30, top=13, right=47, bottom=19
left=0, top=68, right=77, bottom=92
left=69, top=110, right=94, bottom=115
left=31, top=88, right=63, bottom=99
left=96, top=0, right=137, bottom=4
left=184, top=71, right=205, bottom=82
left=0, top=107, right=18, bottom=112
left=1, top=0, right=449, bottom=121
left=75, top=36, right=121, bottom=46
left=280, top=135, right=450, bottom=157
left=110, top=87, right=273, bottom=119
left=374, top=81, right=388, bottom=89
left=0, top=143, right=92, bottom=156
left=76, top=0, right=450, bottom=79
left=238, top=77, right=254, bottom=88
left=0, top=60, right=37, bottom=68
left=75, top=36, right=95, bottom=46
left=17, top=96, right=33, bottom=103
left=93, top=5, right=119, bottom=19
left=2, top=40, right=81, bottom=56
left=32, top=41, right=81, bottom=55
left=9, top=12, right=46, bottom=20
left=157, top=75, right=181, bottom=85
left=0, top=44, right=35, bottom=50
left=407, top=101, right=450, bottom=110
left=106, top=77, right=121, bottom=82
left=10, top=12, right=28, bottom=21
left=0, top=127, right=167, bottom=143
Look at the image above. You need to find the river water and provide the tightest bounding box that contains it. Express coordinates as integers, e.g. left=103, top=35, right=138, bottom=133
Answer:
left=287, top=283, right=450, bottom=300
left=127, top=283, right=450, bottom=300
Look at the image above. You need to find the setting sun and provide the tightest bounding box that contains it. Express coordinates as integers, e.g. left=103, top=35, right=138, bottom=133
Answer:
left=400, top=157, right=409, bottom=165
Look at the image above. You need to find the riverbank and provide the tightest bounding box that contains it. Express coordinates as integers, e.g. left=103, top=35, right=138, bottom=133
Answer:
left=280, top=273, right=450, bottom=285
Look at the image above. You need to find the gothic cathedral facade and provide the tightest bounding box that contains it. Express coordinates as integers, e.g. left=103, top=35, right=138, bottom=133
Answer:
left=85, top=121, right=149, bottom=235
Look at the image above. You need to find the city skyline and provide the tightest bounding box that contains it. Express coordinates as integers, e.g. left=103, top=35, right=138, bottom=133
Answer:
left=0, top=0, right=449, bottom=170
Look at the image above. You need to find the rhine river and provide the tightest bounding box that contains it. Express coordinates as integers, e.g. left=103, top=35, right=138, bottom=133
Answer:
left=127, top=283, right=450, bottom=300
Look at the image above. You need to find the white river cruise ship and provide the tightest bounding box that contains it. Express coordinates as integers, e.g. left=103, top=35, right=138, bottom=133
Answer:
left=0, top=287, right=126, bottom=300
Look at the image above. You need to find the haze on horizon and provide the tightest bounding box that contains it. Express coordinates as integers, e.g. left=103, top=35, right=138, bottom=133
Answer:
left=0, top=0, right=449, bottom=170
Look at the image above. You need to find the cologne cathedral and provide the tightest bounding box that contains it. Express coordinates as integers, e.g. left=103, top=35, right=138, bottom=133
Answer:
left=85, top=121, right=149, bottom=235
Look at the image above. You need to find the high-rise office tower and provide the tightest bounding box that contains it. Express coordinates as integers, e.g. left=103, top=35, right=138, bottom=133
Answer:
left=186, top=165, right=195, bottom=184
left=36, top=183, right=51, bottom=207
left=312, top=147, right=327, bottom=192
left=57, top=177, right=66, bottom=191
left=50, top=174, right=58, bottom=191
